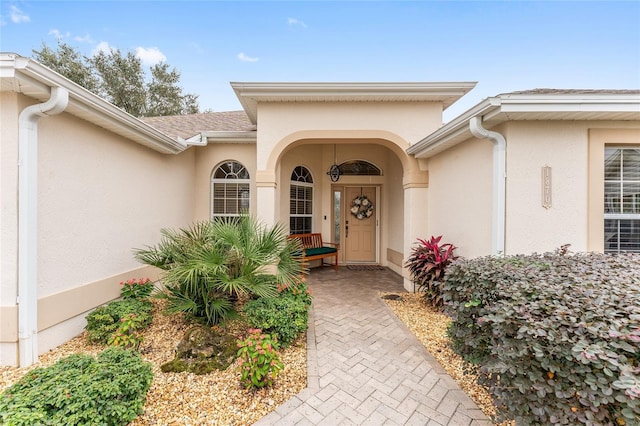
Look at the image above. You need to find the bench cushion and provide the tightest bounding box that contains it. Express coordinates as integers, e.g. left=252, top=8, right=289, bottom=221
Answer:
left=305, top=247, right=337, bottom=256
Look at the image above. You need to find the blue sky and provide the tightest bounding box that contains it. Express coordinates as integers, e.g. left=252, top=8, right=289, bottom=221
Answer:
left=1, top=1, right=639, bottom=121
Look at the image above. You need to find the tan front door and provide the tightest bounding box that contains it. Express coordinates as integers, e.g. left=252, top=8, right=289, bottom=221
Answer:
left=345, top=186, right=377, bottom=263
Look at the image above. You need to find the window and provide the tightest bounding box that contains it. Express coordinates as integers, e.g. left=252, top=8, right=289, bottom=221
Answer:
left=339, top=160, right=381, bottom=176
left=211, top=161, right=250, bottom=219
left=290, top=166, right=313, bottom=234
left=604, top=147, right=640, bottom=253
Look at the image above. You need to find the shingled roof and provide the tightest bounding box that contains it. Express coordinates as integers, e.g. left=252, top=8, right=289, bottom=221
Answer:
left=141, top=110, right=255, bottom=140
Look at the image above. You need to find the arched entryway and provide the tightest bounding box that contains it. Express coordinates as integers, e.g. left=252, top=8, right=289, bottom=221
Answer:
left=266, top=136, right=425, bottom=277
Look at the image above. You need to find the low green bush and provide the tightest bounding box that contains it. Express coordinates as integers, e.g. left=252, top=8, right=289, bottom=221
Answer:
left=443, top=251, right=640, bottom=425
left=85, top=299, right=153, bottom=344
left=243, top=288, right=311, bottom=347
left=0, top=347, right=153, bottom=426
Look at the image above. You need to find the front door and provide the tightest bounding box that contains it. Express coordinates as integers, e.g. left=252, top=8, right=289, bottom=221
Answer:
left=345, top=186, right=377, bottom=263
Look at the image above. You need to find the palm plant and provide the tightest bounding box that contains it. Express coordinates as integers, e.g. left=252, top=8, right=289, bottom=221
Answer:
left=134, top=215, right=304, bottom=325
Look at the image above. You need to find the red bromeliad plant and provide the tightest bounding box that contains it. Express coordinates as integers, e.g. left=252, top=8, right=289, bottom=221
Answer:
left=405, top=236, right=457, bottom=309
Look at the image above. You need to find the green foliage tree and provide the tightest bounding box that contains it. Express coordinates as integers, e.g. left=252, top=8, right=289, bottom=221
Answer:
left=32, top=41, right=100, bottom=93
left=147, top=62, right=199, bottom=116
left=91, top=49, right=147, bottom=117
left=134, top=215, right=304, bottom=325
left=32, top=41, right=199, bottom=117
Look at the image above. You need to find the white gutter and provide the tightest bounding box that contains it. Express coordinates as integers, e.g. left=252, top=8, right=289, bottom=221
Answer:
left=181, top=131, right=257, bottom=147
left=18, top=86, right=69, bottom=367
left=469, top=116, right=506, bottom=256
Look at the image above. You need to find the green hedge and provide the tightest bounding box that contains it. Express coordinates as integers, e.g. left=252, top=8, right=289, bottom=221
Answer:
left=0, top=347, right=153, bottom=426
left=443, top=252, right=640, bottom=425
left=85, top=299, right=153, bottom=344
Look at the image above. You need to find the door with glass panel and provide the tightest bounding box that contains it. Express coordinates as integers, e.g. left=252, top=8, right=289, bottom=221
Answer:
left=344, top=186, right=377, bottom=263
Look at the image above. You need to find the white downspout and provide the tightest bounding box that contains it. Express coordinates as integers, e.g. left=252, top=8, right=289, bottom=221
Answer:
left=18, top=86, right=69, bottom=367
left=469, top=116, right=506, bottom=256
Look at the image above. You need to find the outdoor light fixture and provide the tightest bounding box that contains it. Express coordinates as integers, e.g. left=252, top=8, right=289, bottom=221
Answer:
left=327, top=144, right=341, bottom=182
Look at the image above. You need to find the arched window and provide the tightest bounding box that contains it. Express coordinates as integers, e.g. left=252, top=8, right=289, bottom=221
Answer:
left=211, top=161, right=250, bottom=219
left=339, top=160, right=382, bottom=176
left=290, top=166, right=313, bottom=234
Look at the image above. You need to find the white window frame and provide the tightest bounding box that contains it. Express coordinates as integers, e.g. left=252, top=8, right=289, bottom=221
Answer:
left=290, top=166, right=314, bottom=234
left=604, top=147, right=640, bottom=253
left=211, top=161, right=250, bottom=219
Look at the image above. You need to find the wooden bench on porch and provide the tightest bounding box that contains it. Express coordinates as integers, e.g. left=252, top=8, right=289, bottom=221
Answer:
left=288, top=233, right=339, bottom=271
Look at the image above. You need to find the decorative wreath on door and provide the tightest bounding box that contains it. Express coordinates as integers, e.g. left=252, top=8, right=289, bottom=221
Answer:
left=350, top=195, right=374, bottom=220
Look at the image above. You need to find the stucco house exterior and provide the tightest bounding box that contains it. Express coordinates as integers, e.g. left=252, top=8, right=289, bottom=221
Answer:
left=1, top=52, right=639, bottom=367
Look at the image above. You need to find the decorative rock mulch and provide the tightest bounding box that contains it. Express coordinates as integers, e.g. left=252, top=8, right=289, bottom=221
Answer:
left=1, top=294, right=510, bottom=425
left=0, top=299, right=307, bottom=425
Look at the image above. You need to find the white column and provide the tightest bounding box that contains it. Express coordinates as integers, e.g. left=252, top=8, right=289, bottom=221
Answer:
left=403, top=184, right=429, bottom=292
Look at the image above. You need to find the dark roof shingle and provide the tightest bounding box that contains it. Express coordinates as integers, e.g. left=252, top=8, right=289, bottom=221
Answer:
left=141, top=111, right=255, bottom=139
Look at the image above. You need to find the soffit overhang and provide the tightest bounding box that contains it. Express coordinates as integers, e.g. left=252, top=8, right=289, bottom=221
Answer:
left=231, top=81, right=478, bottom=124
left=0, top=53, right=186, bottom=154
left=408, top=92, right=640, bottom=159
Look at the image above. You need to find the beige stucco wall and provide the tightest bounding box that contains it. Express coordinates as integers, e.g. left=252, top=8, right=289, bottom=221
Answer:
left=505, top=121, right=589, bottom=253
left=37, top=113, right=196, bottom=296
left=426, top=135, right=494, bottom=258
left=1, top=93, right=20, bottom=309
left=506, top=121, right=639, bottom=255
left=426, top=120, right=640, bottom=259
left=1, top=93, right=196, bottom=364
left=256, top=102, right=442, bottom=172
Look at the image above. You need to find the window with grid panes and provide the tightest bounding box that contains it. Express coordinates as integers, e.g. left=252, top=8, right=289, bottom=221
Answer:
left=211, top=161, right=250, bottom=219
left=604, top=147, right=640, bottom=253
left=290, top=166, right=313, bottom=234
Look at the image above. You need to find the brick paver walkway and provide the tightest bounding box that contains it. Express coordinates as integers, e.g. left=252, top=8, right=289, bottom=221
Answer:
left=255, top=267, right=491, bottom=425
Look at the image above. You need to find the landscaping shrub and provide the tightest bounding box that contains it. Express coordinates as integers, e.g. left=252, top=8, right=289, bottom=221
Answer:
left=85, top=299, right=153, bottom=344
left=443, top=251, right=640, bottom=425
left=243, top=285, right=311, bottom=347
left=0, top=347, right=153, bottom=426
left=119, top=277, right=154, bottom=301
left=237, top=329, right=283, bottom=389
left=134, top=215, right=304, bottom=325
left=107, top=313, right=145, bottom=350
left=405, top=235, right=457, bottom=308
left=276, top=277, right=313, bottom=308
